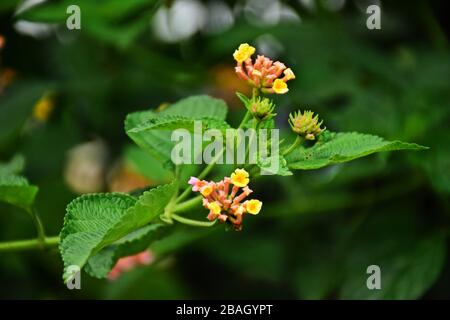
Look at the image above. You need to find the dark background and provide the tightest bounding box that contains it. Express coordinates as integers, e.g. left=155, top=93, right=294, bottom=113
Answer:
left=0, top=0, right=449, bottom=299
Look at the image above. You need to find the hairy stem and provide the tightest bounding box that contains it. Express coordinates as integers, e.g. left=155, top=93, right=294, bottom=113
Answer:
left=0, top=236, right=59, bottom=252
left=282, top=136, right=303, bottom=156
left=29, top=208, right=46, bottom=248
left=175, top=109, right=252, bottom=203
left=173, top=195, right=202, bottom=213
left=171, top=214, right=217, bottom=227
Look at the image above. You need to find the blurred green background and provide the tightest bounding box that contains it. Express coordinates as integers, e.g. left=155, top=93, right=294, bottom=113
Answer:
left=0, top=0, right=449, bottom=299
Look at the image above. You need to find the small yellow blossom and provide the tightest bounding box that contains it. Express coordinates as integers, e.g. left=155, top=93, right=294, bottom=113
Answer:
left=272, top=79, right=289, bottom=94
left=200, top=184, right=214, bottom=197
left=230, top=168, right=249, bottom=187
left=245, top=199, right=262, bottom=215
left=284, top=68, right=296, bottom=80
left=208, top=202, right=222, bottom=215
left=233, top=43, right=255, bottom=63
left=33, top=94, right=55, bottom=122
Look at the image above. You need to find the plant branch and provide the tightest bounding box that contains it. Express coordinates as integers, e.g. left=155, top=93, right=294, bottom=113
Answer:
left=173, top=195, right=202, bottom=213
left=176, top=109, right=252, bottom=203
left=29, top=208, right=46, bottom=248
left=282, top=136, right=303, bottom=156
left=0, top=236, right=59, bottom=252
left=171, top=214, right=217, bottom=227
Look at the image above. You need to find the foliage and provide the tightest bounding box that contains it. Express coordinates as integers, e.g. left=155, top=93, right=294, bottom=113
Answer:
left=0, top=0, right=448, bottom=300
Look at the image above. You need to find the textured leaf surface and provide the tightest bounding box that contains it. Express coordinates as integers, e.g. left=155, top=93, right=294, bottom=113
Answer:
left=125, top=110, right=173, bottom=163
left=160, top=95, right=228, bottom=120
left=60, top=182, right=176, bottom=280
left=125, top=95, right=229, bottom=164
left=286, top=132, right=427, bottom=170
left=0, top=175, right=38, bottom=211
left=258, top=155, right=292, bottom=176
left=85, top=223, right=166, bottom=278
left=128, top=115, right=230, bottom=134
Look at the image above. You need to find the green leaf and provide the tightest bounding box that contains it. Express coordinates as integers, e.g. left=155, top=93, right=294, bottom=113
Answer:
left=128, top=115, right=230, bottom=134
left=258, top=155, right=292, bottom=176
left=60, top=181, right=176, bottom=281
left=235, top=92, right=251, bottom=109
left=125, top=110, right=172, bottom=163
left=286, top=132, right=428, bottom=170
left=0, top=175, right=38, bottom=212
left=126, top=114, right=229, bottom=169
left=254, top=121, right=291, bottom=176
left=160, top=95, right=228, bottom=120
left=18, top=0, right=156, bottom=23
left=0, top=154, right=25, bottom=176
left=105, top=182, right=176, bottom=236
left=124, top=145, right=173, bottom=183
left=125, top=95, right=229, bottom=170
left=85, top=223, right=166, bottom=279
left=17, top=0, right=160, bottom=49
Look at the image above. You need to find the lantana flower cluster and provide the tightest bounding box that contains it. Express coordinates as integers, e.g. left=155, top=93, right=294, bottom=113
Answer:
left=233, top=43, right=295, bottom=94
left=188, top=168, right=262, bottom=231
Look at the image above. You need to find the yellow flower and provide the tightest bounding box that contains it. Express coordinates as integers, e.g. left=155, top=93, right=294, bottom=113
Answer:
left=208, top=202, right=222, bottom=215
left=33, top=94, right=55, bottom=122
left=200, top=184, right=214, bottom=197
left=284, top=68, right=296, bottom=80
left=245, top=199, right=262, bottom=215
left=233, top=43, right=255, bottom=63
left=230, top=168, right=249, bottom=187
left=272, top=79, right=289, bottom=94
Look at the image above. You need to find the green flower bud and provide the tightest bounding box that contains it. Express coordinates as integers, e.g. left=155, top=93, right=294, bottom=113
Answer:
left=288, top=110, right=325, bottom=140
left=250, top=97, right=276, bottom=120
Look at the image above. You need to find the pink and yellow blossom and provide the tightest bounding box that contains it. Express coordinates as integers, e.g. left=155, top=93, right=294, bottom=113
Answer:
left=233, top=43, right=295, bottom=95
left=188, top=168, right=263, bottom=230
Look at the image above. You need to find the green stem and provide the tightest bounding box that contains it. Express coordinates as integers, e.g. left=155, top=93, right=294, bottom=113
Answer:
left=239, top=109, right=252, bottom=129
left=0, top=236, right=59, bottom=252
left=172, top=89, right=255, bottom=220
left=245, top=118, right=259, bottom=164
left=29, top=208, right=46, bottom=248
left=173, top=195, right=202, bottom=213
left=171, top=214, right=217, bottom=227
left=282, top=136, right=303, bottom=156
left=176, top=110, right=252, bottom=203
